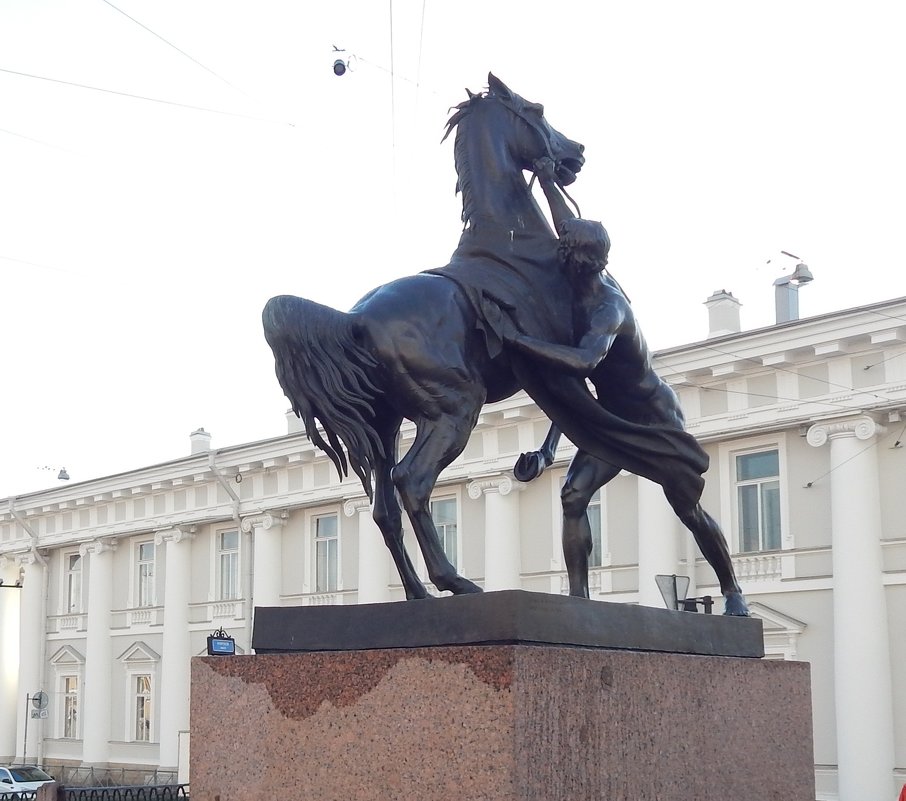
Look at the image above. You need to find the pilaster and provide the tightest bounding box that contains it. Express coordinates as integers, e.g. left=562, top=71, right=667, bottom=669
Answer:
left=636, top=477, right=680, bottom=608
left=15, top=552, right=45, bottom=763
left=79, top=539, right=117, bottom=765
left=807, top=415, right=895, bottom=800
left=0, top=557, right=19, bottom=761
left=468, top=474, right=523, bottom=591
left=155, top=525, right=195, bottom=771
left=344, top=497, right=390, bottom=603
left=241, top=512, right=286, bottom=609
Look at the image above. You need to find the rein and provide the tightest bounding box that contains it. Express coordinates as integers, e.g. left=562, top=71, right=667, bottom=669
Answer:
left=493, top=94, right=583, bottom=219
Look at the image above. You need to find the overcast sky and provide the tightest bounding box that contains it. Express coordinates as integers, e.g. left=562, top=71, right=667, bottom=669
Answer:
left=2, top=0, right=905, bottom=496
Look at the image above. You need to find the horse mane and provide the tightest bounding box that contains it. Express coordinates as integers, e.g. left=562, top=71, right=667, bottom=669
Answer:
left=442, top=91, right=486, bottom=226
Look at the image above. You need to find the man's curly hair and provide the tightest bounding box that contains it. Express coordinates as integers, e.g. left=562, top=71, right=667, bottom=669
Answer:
left=557, top=219, right=611, bottom=275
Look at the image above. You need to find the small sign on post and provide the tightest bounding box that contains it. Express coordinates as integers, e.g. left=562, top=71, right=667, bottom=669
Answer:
left=207, top=627, right=236, bottom=656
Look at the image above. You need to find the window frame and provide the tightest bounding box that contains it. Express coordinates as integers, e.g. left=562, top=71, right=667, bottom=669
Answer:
left=63, top=550, right=83, bottom=614
left=313, top=513, right=340, bottom=594
left=215, top=528, right=241, bottom=601
left=134, top=539, right=156, bottom=608
left=719, top=434, right=791, bottom=554
left=429, top=495, right=460, bottom=571
left=49, top=647, right=86, bottom=741
left=119, top=642, right=159, bottom=744
left=132, top=673, right=153, bottom=743
left=61, top=674, right=80, bottom=739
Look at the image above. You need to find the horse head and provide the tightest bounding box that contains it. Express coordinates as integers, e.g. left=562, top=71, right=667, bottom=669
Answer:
left=444, top=74, right=586, bottom=227
left=485, top=72, right=585, bottom=185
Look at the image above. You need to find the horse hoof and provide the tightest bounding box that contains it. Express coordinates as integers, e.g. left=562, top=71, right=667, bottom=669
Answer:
left=514, top=452, right=544, bottom=483
left=723, top=593, right=750, bottom=616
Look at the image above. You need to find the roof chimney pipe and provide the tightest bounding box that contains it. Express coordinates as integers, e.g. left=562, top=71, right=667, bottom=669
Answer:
left=190, top=427, right=212, bottom=455
left=704, top=290, right=742, bottom=338
left=774, top=262, right=814, bottom=323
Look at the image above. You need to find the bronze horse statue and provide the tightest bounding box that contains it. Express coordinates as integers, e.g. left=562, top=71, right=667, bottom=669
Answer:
left=263, top=74, right=749, bottom=614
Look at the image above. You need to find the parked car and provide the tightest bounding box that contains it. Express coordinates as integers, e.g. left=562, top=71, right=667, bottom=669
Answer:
left=0, top=766, right=54, bottom=792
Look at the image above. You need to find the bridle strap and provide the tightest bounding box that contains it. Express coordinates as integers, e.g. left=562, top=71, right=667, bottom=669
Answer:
left=495, top=94, right=583, bottom=219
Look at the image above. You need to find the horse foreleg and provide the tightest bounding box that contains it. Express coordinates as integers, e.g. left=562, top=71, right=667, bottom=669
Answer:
left=393, top=416, right=482, bottom=596
left=514, top=424, right=561, bottom=482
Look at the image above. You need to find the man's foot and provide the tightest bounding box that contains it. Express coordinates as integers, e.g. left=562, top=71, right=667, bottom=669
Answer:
left=723, top=591, right=750, bottom=616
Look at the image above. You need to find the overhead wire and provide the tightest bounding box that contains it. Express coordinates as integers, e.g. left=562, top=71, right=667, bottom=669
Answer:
left=671, top=340, right=891, bottom=403
left=0, top=127, right=75, bottom=153
left=0, top=255, right=73, bottom=275
left=802, top=430, right=896, bottom=489
left=0, top=67, right=287, bottom=124
left=415, top=0, right=427, bottom=119
left=694, top=383, right=891, bottom=413
left=388, top=0, right=397, bottom=159
left=97, top=0, right=243, bottom=94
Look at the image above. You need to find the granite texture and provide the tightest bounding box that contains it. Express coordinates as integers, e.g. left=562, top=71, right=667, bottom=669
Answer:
left=252, top=590, right=765, bottom=657
left=191, top=646, right=814, bottom=801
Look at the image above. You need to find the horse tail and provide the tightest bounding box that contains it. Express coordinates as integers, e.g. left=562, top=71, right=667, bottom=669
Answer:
left=262, top=295, right=383, bottom=500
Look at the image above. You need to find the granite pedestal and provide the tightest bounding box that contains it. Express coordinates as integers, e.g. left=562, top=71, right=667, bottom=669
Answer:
left=190, top=591, right=815, bottom=801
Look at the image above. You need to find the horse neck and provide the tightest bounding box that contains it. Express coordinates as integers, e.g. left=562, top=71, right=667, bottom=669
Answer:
left=457, top=125, right=554, bottom=239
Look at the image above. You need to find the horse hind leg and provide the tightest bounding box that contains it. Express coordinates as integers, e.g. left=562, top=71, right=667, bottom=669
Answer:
left=372, top=421, right=429, bottom=600
left=392, top=414, right=482, bottom=596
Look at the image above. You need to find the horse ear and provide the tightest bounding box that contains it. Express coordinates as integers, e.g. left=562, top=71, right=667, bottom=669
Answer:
left=487, top=72, right=513, bottom=100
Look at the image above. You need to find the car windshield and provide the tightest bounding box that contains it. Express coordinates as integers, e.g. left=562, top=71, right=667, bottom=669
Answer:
left=10, top=767, right=52, bottom=782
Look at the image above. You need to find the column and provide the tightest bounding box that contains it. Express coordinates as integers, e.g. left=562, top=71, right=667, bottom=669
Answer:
left=155, top=526, right=194, bottom=771
left=15, top=553, right=45, bottom=763
left=807, top=416, right=895, bottom=800
left=80, top=539, right=116, bottom=765
left=345, top=498, right=391, bottom=603
left=468, top=475, right=523, bottom=591
left=636, top=477, right=680, bottom=608
left=0, top=557, right=21, bottom=762
left=241, top=513, right=285, bottom=609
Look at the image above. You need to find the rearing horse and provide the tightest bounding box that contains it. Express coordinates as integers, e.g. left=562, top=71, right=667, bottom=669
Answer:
left=264, top=74, right=748, bottom=615
left=264, top=74, right=584, bottom=599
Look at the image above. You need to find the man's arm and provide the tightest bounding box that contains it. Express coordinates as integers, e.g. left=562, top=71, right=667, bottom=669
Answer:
left=508, top=301, right=626, bottom=376
left=533, top=157, right=576, bottom=233
left=509, top=330, right=614, bottom=376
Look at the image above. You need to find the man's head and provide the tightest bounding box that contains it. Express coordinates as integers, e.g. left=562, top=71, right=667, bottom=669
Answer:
left=557, top=219, right=610, bottom=275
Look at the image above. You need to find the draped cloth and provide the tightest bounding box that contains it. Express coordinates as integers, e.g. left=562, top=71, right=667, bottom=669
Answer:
left=426, top=226, right=709, bottom=508
left=426, top=226, right=573, bottom=358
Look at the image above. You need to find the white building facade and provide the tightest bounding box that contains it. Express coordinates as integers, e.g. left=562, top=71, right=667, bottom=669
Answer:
left=1, top=296, right=905, bottom=800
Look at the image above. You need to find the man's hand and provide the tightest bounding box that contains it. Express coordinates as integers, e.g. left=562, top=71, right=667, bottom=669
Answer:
left=532, top=156, right=560, bottom=186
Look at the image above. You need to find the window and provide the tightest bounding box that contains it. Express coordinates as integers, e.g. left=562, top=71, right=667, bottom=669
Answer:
left=736, top=450, right=781, bottom=552
left=217, top=530, right=240, bottom=600
left=430, top=498, right=458, bottom=570
left=587, top=490, right=604, bottom=567
left=314, top=515, right=338, bottom=593
left=136, top=542, right=155, bottom=607
left=134, top=675, right=152, bottom=742
left=66, top=553, right=82, bottom=612
left=62, top=676, right=79, bottom=738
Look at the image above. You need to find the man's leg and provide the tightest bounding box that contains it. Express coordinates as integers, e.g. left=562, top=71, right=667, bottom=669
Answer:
left=662, top=487, right=749, bottom=616
left=561, top=452, right=622, bottom=597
